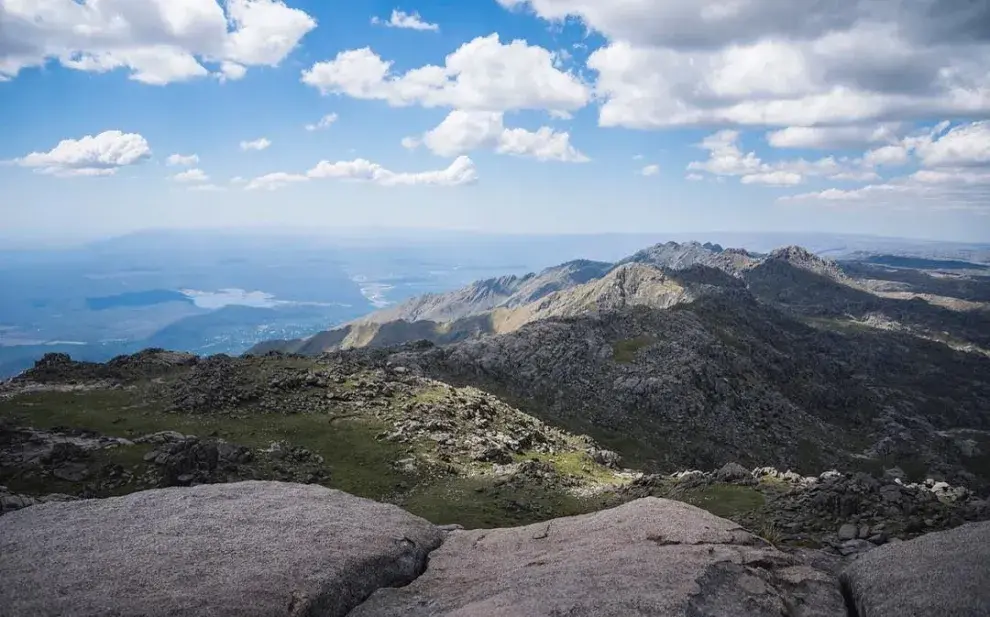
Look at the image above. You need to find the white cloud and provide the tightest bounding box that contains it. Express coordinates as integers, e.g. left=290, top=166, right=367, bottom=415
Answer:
left=308, top=155, right=478, bottom=186
left=166, top=153, right=200, bottom=167
left=301, top=34, right=590, bottom=113
left=549, top=110, right=573, bottom=120
left=401, top=136, right=421, bottom=150
left=685, top=173, right=704, bottom=181
left=172, top=168, right=209, bottom=183
left=501, top=1, right=990, bottom=130
left=0, top=0, right=317, bottom=84
left=632, top=154, right=644, bottom=160
left=766, top=124, right=903, bottom=150
left=741, top=171, right=802, bottom=186
left=687, top=130, right=762, bottom=176
left=914, top=121, right=990, bottom=168
left=245, top=156, right=478, bottom=190
left=686, top=129, right=870, bottom=186
left=639, top=164, right=660, bottom=176
left=497, top=126, right=589, bottom=162
left=413, top=110, right=589, bottom=162
left=245, top=172, right=308, bottom=191
left=14, top=130, right=151, bottom=176
left=863, top=144, right=910, bottom=167
left=305, top=113, right=339, bottom=131
left=240, top=137, right=271, bottom=151
left=217, top=61, right=247, bottom=82
left=371, top=10, right=439, bottom=32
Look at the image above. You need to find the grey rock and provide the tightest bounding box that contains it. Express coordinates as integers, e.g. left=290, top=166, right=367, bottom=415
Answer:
left=842, top=520, right=990, bottom=617
left=350, top=497, right=846, bottom=617
left=0, top=481, right=444, bottom=617
left=837, top=523, right=858, bottom=541
left=715, top=461, right=751, bottom=483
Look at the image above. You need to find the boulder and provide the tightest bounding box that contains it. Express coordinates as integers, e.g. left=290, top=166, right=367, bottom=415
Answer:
left=842, top=520, right=990, bottom=617
left=715, top=461, right=751, bottom=483
left=0, top=481, right=444, bottom=617
left=350, top=497, right=846, bottom=617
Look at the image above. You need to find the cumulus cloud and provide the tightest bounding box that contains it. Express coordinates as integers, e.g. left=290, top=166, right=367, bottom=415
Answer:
left=499, top=1, right=990, bottom=130
left=371, top=10, right=439, bottom=32
left=305, top=113, right=339, bottom=131
left=166, top=153, right=200, bottom=167
left=172, top=168, right=209, bottom=183
left=0, top=0, right=317, bottom=84
left=412, top=110, right=589, bottom=162
left=240, top=137, right=272, bottom=151
left=639, top=164, right=660, bottom=176
left=300, top=34, right=590, bottom=113
left=781, top=120, right=990, bottom=212
left=914, top=121, right=990, bottom=167
left=245, top=156, right=478, bottom=190
left=686, top=129, right=866, bottom=186
left=765, top=125, right=903, bottom=150
left=13, top=130, right=151, bottom=176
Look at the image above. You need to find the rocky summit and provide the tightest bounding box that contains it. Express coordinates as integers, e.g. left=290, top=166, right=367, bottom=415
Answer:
left=2, top=480, right=989, bottom=617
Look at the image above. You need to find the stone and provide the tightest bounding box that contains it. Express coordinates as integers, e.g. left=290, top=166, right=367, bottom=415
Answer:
left=350, top=497, right=846, bottom=617
left=0, top=481, right=444, bottom=617
left=837, top=523, right=858, bottom=541
left=842, top=520, right=990, bottom=617
left=716, top=461, right=751, bottom=483
left=857, top=524, right=870, bottom=539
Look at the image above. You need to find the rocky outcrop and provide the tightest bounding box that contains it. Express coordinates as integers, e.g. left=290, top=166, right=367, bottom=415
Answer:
left=3, top=481, right=989, bottom=616
left=351, top=497, right=846, bottom=617
left=842, top=520, right=990, bottom=616
left=0, top=481, right=444, bottom=617
left=623, top=465, right=989, bottom=550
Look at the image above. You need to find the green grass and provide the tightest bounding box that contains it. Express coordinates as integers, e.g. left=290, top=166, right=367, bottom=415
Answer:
left=0, top=389, right=414, bottom=500
left=611, top=335, right=656, bottom=364
left=514, top=450, right=623, bottom=485
left=410, top=386, right=450, bottom=404
left=673, top=484, right=766, bottom=519
left=401, top=475, right=608, bottom=529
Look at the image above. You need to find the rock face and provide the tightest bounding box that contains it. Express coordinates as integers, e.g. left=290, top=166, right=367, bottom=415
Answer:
left=842, top=520, right=990, bottom=617
left=4, top=481, right=989, bottom=616
left=0, top=481, right=444, bottom=617
left=351, top=497, right=846, bottom=617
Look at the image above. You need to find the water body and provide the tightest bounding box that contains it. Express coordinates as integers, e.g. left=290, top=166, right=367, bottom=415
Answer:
left=86, top=289, right=192, bottom=311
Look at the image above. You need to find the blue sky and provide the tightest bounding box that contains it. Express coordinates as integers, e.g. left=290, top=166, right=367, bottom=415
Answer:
left=2, top=0, right=989, bottom=243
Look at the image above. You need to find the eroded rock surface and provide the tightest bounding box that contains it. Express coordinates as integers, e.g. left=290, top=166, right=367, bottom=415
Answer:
left=841, top=520, right=990, bottom=617
left=0, top=481, right=444, bottom=617
left=350, top=497, right=846, bottom=617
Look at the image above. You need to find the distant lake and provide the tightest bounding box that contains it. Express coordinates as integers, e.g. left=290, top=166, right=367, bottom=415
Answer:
left=86, top=290, right=193, bottom=311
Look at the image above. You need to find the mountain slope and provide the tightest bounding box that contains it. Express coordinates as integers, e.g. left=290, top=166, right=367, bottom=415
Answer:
left=389, top=290, right=990, bottom=490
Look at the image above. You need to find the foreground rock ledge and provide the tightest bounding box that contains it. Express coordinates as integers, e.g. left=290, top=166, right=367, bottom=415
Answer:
left=2, top=482, right=989, bottom=617
left=351, top=497, right=846, bottom=617
left=842, top=520, right=990, bottom=617
left=0, top=481, right=443, bottom=617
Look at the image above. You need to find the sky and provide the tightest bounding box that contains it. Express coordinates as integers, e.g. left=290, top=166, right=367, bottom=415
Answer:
left=1, top=0, right=989, bottom=243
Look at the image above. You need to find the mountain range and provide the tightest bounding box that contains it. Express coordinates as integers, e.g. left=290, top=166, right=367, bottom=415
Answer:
left=250, top=241, right=990, bottom=491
